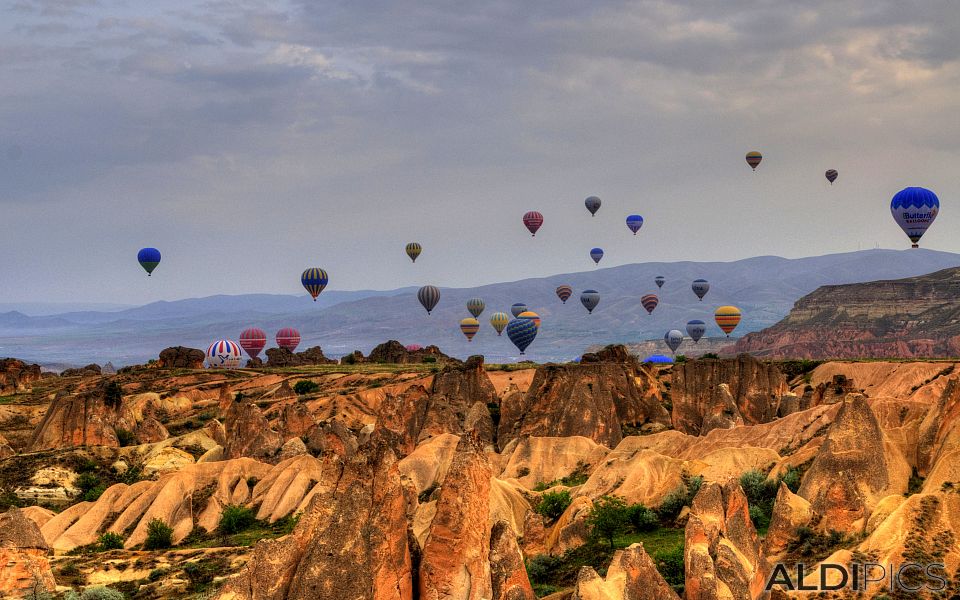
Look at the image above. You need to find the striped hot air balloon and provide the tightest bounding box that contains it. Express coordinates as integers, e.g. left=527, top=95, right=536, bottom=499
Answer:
left=580, top=290, right=600, bottom=314
left=206, top=340, right=242, bottom=369
left=489, top=312, right=509, bottom=336
left=655, top=276, right=665, bottom=288
left=523, top=211, right=544, bottom=236
left=276, top=328, right=301, bottom=352
left=585, top=196, right=601, bottom=216
left=239, top=328, right=267, bottom=359
left=460, top=318, right=480, bottom=341
left=511, top=303, right=528, bottom=318
left=418, top=285, right=440, bottom=314
left=641, top=294, right=659, bottom=315
left=137, top=247, right=161, bottom=276
left=626, top=215, right=644, bottom=235
left=714, top=306, right=742, bottom=336
left=590, top=247, right=604, bottom=265
left=686, top=320, right=706, bottom=343
left=405, top=242, right=422, bottom=262
left=825, top=169, right=838, bottom=184
left=556, top=285, right=573, bottom=303
left=745, top=151, right=762, bottom=170
left=506, top=318, right=538, bottom=355
left=301, top=268, right=329, bottom=301
left=518, top=311, right=541, bottom=329
left=466, top=298, right=485, bottom=318
left=692, top=279, right=710, bottom=301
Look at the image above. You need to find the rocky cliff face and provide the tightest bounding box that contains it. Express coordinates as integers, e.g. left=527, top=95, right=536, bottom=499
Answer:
left=0, top=507, right=56, bottom=598
left=157, top=346, right=205, bottom=369
left=499, top=346, right=669, bottom=448
left=671, top=355, right=787, bottom=435
left=733, top=266, right=960, bottom=358
left=368, top=340, right=454, bottom=365
left=0, top=358, right=42, bottom=395
left=265, top=346, right=337, bottom=367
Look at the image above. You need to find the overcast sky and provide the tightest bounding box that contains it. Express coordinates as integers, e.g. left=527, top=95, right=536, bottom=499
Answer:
left=2, top=0, right=960, bottom=304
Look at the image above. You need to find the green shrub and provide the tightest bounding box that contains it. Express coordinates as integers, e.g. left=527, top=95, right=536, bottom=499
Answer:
left=657, top=474, right=703, bottom=522
left=674, top=355, right=687, bottom=363
left=83, top=485, right=107, bottom=502
left=293, top=380, right=320, bottom=395
left=79, top=587, right=124, bottom=600
left=654, top=544, right=685, bottom=593
left=144, top=518, right=173, bottom=550
left=422, top=356, right=437, bottom=363
left=627, top=504, right=659, bottom=532
left=780, top=466, right=802, bottom=492
left=97, top=532, right=124, bottom=551
left=749, top=505, right=770, bottom=531
left=535, top=490, right=572, bottom=521
left=115, top=428, right=136, bottom=447
left=587, top=495, right=631, bottom=548
left=701, top=353, right=720, bottom=359
left=219, top=505, right=256, bottom=534
left=525, top=554, right=561, bottom=584
left=148, top=568, right=168, bottom=582
left=76, top=472, right=106, bottom=502
left=103, top=381, right=123, bottom=410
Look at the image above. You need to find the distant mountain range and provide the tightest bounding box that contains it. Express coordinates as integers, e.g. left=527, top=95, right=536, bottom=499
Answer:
left=2, top=249, right=959, bottom=367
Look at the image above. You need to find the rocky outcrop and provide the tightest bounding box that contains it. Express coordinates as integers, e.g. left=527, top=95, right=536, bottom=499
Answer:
left=61, top=363, right=102, bottom=378
left=499, top=347, right=669, bottom=448
left=571, top=543, right=679, bottom=600
left=684, top=480, right=769, bottom=600
left=732, top=266, right=960, bottom=358
left=158, top=346, right=205, bottom=369
left=797, top=394, right=911, bottom=533
left=368, top=340, right=454, bottom=365
left=264, top=346, right=336, bottom=367
left=917, top=376, right=960, bottom=476
left=671, top=355, right=787, bottom=436
left=0, top=508, right=55, bottom=598
left=0, top=358, right=41, bottom=395
left=223, top=398, right=283, bottom=460
left=761, top=483, right=812, bottom=559
left=489, top=520, right=536, bottom=600
left=29, top=379, right=129, bottom=450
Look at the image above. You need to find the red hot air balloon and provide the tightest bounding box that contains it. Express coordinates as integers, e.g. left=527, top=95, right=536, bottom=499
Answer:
left=523, top=211, right=544, bottom=236
left=276, top=328, right=301, bottom=352
left=641, top=294, right=659, bottom=315
left=239, top=328, right=267, bottom=360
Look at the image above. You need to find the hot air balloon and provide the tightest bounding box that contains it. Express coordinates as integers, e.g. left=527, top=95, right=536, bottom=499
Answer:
left=518, top=310, right=541, bottom=329
left=490, top=312, right=509, bottom=336
left=506, top=318, right=538, bottom=355
left=664, top=330, right=683, bottom=354
left=556, top=285, right=573, bottom=303
left=405, top=344, right=422, bottom=352
left=137, top=248, right=161, bottom=276
left=466, top=298, right=485, bottom=318
left=891, top=187, right=940, bottom=248
left=585, top=196, right=601, bottom=216
left=239, top=328, right=267, bottom=359
left=644, top=354, right=673, bottom=364
left=460, top=318, right=480, bottom=341
left=580, top=290, right=600, bottom=314
left=511, top=303, right=528, bottom=318
left=655, top=276, right=665, bottom=288
left=745, top=151, right=762, bottom=171
left=825, top=169, right=838, bottom=184
left=276, top=328, right=301, bottom=352
left=301, top=268, right=329, bottom=301
left=405, top=242, right=422, bottom=262
left=207, top=340, right=242, bottom=369
left=692, top=279, right=710, bottom=301
left=714, top=306, right=742, bottom=336
left=626, top=215, right=644, bottom=235
left=418, top=285, right=440, bottom=314
left=523, top=211, right=544, bottom=236
left=590, top=248, right=604, bottom=265
left=641, top=294, right=659, bottom=315
left=686, top=320, right=706, bottom=343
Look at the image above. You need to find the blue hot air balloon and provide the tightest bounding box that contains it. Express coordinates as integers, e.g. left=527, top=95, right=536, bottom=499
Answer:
left=580, top=290, right=600, bottom=314
left=692, top=279, right=710, bottom=301
left=644, top=354, right=674, bottom=364
left=507, top=317, right=538, bottom=355
left=891, top=187, right=940, bottom=248
left=626, top=215, right=644, bottom=235
left=664, top=330, right=684, bottom=353
left=511, top=303, right=528, bottom=318
left=585, top=196, right=601, bottom=216
left=137, top=248, right=161, bottom=276
left=590, top=248, right=604, bottom=265
left=686, top=320, right=706, bottom=343
left=301, top=268, right=329, bottom=301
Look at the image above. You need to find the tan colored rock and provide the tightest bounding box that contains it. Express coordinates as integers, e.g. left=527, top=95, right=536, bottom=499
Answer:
left=761, top=483, right=812, bottom=559
left=0, top=358, right=41, bottom=395
left=223, top=398, right=283, bottom=460
left=575, top=448, right=687, bottom=508
left=498, top=436, right=609, bottom=490
left=571, top=543, right=680, bottom=600
left=398, top=434, right=460, bottom=495
left=545, top=496, right=594, bottom=556
left=278, top=437, right=308, bottom=461
left=918, top=376, right=960, bottom=476
left=143, top=446, right=195, bottom=475
left=490, top=520, right=536, bottom=600
left=0, top=508, right=55, bottom=599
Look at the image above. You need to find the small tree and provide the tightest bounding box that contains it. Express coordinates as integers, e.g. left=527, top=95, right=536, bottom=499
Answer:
left=103, top=381, right=123, bottom=410
left=586, top=495, right=631, bottom=549
left=627, top=503, right=659, bottom=532
left=97, top=532, right=124, bottom=551
left=293, top=380, right=320, bottom=395
left=144, top=518, right=173, bottom=550
left=535, top=490, right=572, bottom=521
left=219, top=505, right=256, bottom=534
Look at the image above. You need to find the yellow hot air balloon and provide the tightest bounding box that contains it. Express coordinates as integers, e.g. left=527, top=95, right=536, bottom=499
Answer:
left=714, top=306, right=742, bottom=336
left=489, top=312, right=509, bottom=336
left=460, top=317, right=480, bottom=341
left=517, top=310, right=541, bottom=329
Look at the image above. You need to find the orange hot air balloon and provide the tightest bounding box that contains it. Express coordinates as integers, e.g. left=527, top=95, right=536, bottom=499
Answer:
left=714, top=306, right=742, bottom=336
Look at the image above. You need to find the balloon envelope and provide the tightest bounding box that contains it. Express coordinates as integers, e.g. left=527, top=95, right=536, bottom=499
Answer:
left=239, top=328, right=267, bottom=359
left=644, top=354, right=674, bottom=364
left=580, top=290, right=600, bottom=314
left=585, top=196, right=601, bottom=216
left=655, top=276, right=665, bottom=288
left=518, top=310, right=541, bottom=329
left=641, top=294, right=659, bottom=315
left=686, top=320, right=706, bottom=343
left=714, top=306, right=742, bottom=336
left=466, top=298, right=485, bottom=318
left=692, top=279, right=710, bottom=301
left=626, top=215, right=644, bottom=234
left=523, top=211, right=544, bottom=236
left=590, top=248, right=604, bottom=264
left=460, top=318, right=480, bottom=341
left=511, top=303, right=528, bottom=318
left=137, top=247, right=161, bottom=276
left=207, top=340, right=242, bottom=369
left=746, top=151, right=762, bottom=170
left=825, top=169, right=838, bottom=184
left=301, top=268, right=329, bottom=301
left=891, top=187, right=940, bottom=248
left=418, top=286, right=440, bottom=314
left=556, top=285, right=573, bottom=303
left=506, top=317, right=538, bottom=354
left=276, top=328, right=301, bottom=352
left=664, top=330, right=684, bottom=353
left=490, top=312, right=509, bottom=336
left=405, top=242, right=422, bottom=262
